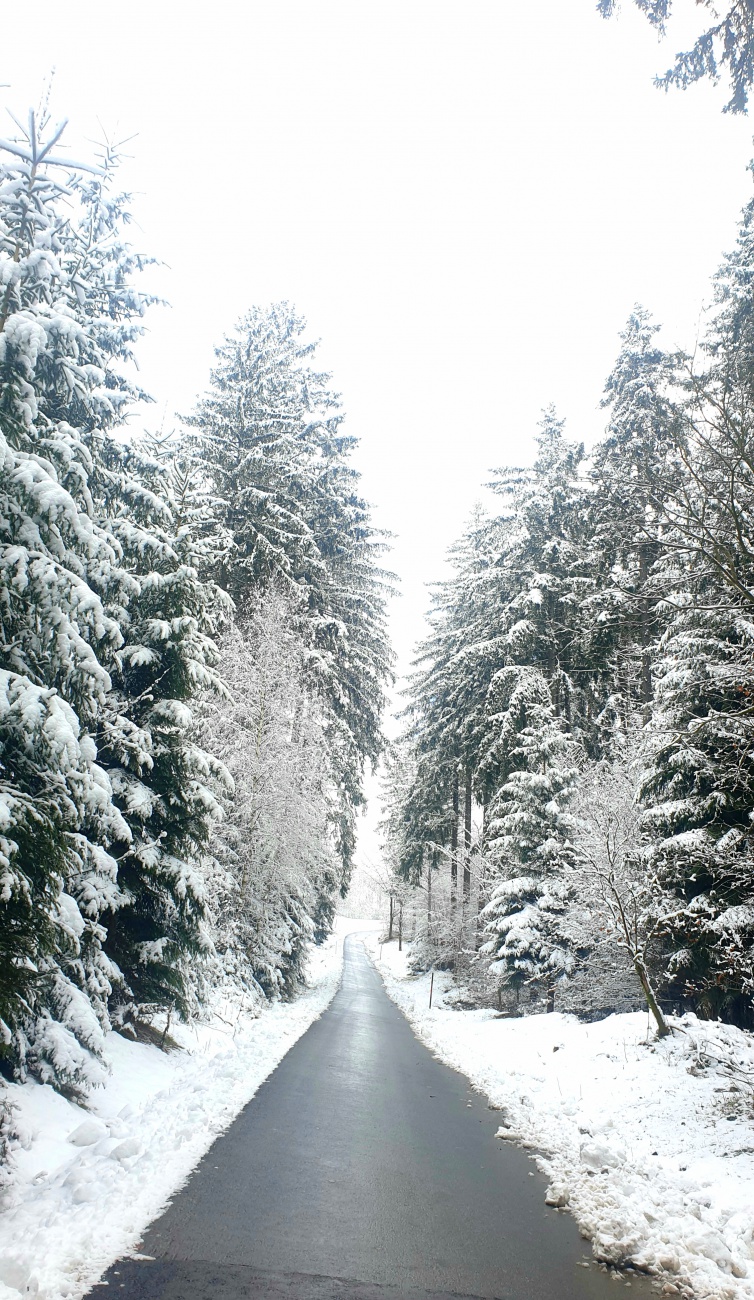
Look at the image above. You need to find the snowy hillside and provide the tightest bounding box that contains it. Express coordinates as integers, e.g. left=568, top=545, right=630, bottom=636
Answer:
left=366, top=936, right=754, bottom=1300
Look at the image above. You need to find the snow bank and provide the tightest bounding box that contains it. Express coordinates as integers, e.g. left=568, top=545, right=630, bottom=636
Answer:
left=0, top=919, right=376, bottom=1300
left=365, top=935, right=754, bottom=1300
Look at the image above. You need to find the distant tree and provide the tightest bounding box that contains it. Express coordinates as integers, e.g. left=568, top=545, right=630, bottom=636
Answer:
left=598, top=0, right=754, bottom=114
left=185, top=304, right=393, bottom=884
left=481, top=679, right=579, bottom=1010
left=587, top=306, right=679, bottom=724
left=200, top=589, right=340, bottom=999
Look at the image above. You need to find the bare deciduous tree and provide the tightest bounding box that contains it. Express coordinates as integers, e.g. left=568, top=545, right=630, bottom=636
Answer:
left=571, top=751, right=673, bottom=1038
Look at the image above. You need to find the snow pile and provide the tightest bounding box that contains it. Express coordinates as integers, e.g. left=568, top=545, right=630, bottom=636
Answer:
left=0, top=919, right=374, bottom=1300
left=366, top=936, right=754, bottom=1300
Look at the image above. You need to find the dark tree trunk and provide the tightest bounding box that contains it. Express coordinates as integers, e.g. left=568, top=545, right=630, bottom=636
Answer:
left=639, top=546, right=653, bottom=716
left=388, top=895, right=394, bottom=942
left=463, top=769, right=472, bottom=902
left=450, top=768, right=459, bottom=909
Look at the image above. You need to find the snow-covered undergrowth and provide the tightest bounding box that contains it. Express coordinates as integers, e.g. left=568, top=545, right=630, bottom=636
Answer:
left=0, top=919, right=375, bottom=1300
left=366, top=935, right=754, bottom=1300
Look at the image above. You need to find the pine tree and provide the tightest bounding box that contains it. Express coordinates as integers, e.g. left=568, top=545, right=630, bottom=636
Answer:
left=0, top=114, right=154, bottom=1087
left=599, top=0, right=754, bottom=114
left=481, top=680, right=578, bottom=1007
left=641, top=602, right=754, bottom=1022
left=637, top=180, right=754, bottom=1026
left=91, top=439, right=230, bottom=1022
left=185, top=303, right=393, bottom=885
left=0, top=111, right=231, bottom=1080
left=588, top=307, right=679, bottom=725
left=485, top=410, right=596, bottom=738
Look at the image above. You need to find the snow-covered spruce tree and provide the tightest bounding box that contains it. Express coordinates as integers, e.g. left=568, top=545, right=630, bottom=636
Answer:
left=398, top=514, right=493, bottom=918
left=0, top=112, right=227, bottom=1083
left=481, top=410, right=600, bottom=759
left=640, top=600, right=754, bottom=1024
left=200, top=588, right=340, bottom=1000
left=0, top=114, right=160, bottom=1088
left=587, top=307, right=679, bottom=725
left=638, top=179, right=754, bottom=1028
left=481, top=671, right=579, bottom=1010
left=599, top=0, right=754, bottom=115
left=394, top=416, right=598, bottom=954
left=417, top=509, right=507, bottom=907
left=185, top=303, right=393, bottom=886
left=89, top=437, right=230, bottom=1023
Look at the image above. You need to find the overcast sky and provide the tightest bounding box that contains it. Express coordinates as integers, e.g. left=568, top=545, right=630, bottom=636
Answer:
left=5, top=0, right=754, bottom=858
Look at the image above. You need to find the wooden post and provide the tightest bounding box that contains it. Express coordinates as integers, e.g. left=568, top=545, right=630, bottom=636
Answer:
left=429, top=971, right=435, bottom=1008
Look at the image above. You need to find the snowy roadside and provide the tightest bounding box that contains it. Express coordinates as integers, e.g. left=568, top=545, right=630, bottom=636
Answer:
left=0, top=918, right=377, bottom=1300
left=364, top=934, right=754, bottom=1300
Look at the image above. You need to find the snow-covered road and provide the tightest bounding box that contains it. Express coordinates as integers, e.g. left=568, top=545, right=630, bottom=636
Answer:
left=365, top=936, right=754, bottom=1300
left=0, top=920, right=378, bottom=1300
left=86, top=932, right=654, bottom=1300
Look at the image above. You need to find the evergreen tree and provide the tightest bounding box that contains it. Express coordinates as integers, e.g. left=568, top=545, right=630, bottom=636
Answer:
left=186, top=303, right=393, bottom=883
left=638, top=179, right=754, bottom=1026
left=641, top=602, right=754, bottom=1022
left=588, top=307, right=679, bottom=725
left=92, top=439, right=230, bottom=1022
left=0, top=112, right=230, bottom=1080
left=0, top=114, right=153, bottom=1087
left=599, top=0, right=754, bottom=114
left=478, top=410, right=597, bottom=785
left=481, top=677, right=579, bottom=1006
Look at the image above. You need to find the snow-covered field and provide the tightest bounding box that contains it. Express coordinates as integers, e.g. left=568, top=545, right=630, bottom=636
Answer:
left=365, top=935, right=754, bottom=1300
left=0, top=918, right=378, bottom=1300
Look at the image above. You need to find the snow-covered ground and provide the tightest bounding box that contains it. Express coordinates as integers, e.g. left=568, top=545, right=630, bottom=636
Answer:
left=0, top=917, right=378, bottom=1300
left=364, top=934, right=754, bottom=1300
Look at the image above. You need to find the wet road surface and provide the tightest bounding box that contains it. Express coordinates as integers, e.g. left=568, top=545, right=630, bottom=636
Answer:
left=88, top=935, right=657, bottom=1299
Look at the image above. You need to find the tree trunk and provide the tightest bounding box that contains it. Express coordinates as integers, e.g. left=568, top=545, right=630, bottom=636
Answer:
left=450, top=768, right=459, bottom=909
left=546, top=984, right=555, bottom=1013
left=639, top=546, right=653, bottom=717
left=388, top=895, right=394, bottom=942
left=475, top=801, right=486, bottom=949
left=463, top=769, right=472, bottom=903
left=634, top=956, right=671, bottom=1038
left=398, top=903, right=403, bottom=952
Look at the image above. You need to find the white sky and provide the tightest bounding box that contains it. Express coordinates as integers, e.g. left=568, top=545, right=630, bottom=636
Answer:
left=4, top=0, right=754, bottom=861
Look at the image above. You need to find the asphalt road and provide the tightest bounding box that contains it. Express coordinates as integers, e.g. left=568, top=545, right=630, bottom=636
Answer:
left=88, top=935, right=657, bottom=1300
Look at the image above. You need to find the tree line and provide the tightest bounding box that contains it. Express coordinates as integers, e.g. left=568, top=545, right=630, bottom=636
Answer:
left=384, top=173, right=754, bottom=1032
left=0, top=114, right=392, bottom=1095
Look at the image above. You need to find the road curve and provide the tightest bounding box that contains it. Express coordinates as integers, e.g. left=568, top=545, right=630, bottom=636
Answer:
left=88, top=935, right=656, bottom=1300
